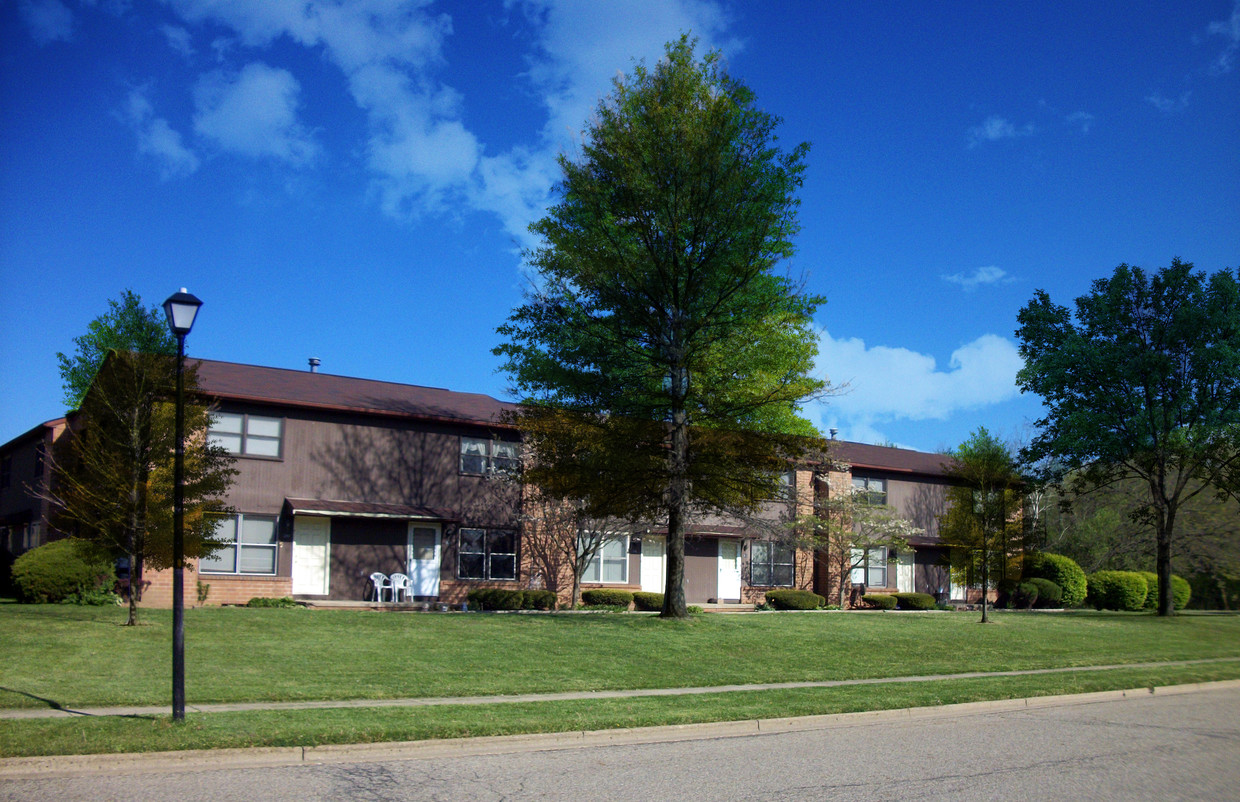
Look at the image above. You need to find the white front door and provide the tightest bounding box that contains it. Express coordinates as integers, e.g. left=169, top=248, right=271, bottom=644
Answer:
left=292, top=516, right=330, bottom=595
left=641, top=536, right=666, bottom=593
left=407, top=524, right=442, bottom=598
left=717, top=540, right=742, bottom=601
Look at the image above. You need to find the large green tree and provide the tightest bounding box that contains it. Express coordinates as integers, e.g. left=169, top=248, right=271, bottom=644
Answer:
left=938, top=428, right=1023, bottom=623
left=44, top=351, right=235, bottom=625
left=56, top=289, right=176, bottom=409
left=495, top=37, right=826, bottom=618
left=1017, top=259, right=1240, bottom=615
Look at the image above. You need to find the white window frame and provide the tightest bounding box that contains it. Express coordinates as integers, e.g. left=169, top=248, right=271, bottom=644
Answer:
left=209, top=412, right=283, bottom=458
left=750, top=541, right=795, bottom=587
left=852, top=475, right=887, bottom=506
left=459, top=437, right=519, bottom=476
left=457, top=528, right=517, bottom=580
left=200, top=513, right=279, bottom=575
left=850, top=547, right=888, bottom=588
left=581, top=535, right=629, bottom=584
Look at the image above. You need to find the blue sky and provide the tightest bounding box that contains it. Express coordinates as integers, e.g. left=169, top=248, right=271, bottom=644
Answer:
left=2, top=1, right=1237, bottom=452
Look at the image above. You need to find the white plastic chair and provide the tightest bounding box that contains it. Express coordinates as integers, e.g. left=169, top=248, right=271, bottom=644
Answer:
left=389, top=572, right=412, bottom=603
left=369, top=571, right=392, bottom=602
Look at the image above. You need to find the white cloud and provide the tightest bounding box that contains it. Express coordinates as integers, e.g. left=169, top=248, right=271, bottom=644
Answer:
left=941, top=265, right=1011, bottom=291
left=121, top=88, right=200, bottom=179
left=1207, top=0, right=1240, bottom=74
left=967, top=115, right=1034, bottom=148
left=811, top=330, right=1023, bottom=443
left=19, top=0, right=74, bottom=45
left=159, top=0, right=734, bottom=243
left=1145, top=91, right=1190, bottom=113
left=1065, top=110, right=1095, bottom=133
left=161, top=24, right=194, bottom=58
left=193, top=62, right=318, bottom=164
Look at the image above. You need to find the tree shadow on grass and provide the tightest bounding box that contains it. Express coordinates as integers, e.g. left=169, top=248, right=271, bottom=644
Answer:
left=0, top=686, right=157, bottom=719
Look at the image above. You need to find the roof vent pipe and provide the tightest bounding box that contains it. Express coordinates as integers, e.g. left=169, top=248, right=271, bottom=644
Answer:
left=829, top=428, right=839, bottom=440
left=308, top=357, right=321, bottom=373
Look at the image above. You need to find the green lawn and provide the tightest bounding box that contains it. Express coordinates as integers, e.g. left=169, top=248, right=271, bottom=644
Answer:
left=2, top=605, right=1238, bottom=758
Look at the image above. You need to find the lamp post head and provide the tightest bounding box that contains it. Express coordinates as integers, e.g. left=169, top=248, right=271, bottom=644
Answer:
left=163, top=288, right=203, bottom=336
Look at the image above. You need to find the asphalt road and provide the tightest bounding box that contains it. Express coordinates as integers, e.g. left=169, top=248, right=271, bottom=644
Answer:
left=5, top=685, right=1239, bottom=801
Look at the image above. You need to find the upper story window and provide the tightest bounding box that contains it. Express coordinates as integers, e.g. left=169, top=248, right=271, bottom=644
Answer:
left=852, top=475, right=887, bottom=505
left=0, top=456, right=10, bottom=489
left=209, top=412, right=283, bottom=458
left=459, top=437, right=519, bottom=475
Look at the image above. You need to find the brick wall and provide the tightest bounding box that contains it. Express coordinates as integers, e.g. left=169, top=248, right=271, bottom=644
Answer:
left=140, top=562, right=292, bottom=607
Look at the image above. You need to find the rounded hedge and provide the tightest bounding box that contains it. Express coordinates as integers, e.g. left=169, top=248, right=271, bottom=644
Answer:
left=1137, top=571, right=1193, bottom=611
left=580, top=588, right=633, bottom=607
left=1024, top=553, right=1087, bottom=608
left=466, top=588, right=527, bottom=611
left=521, top=589, right=558, bottom=611
left=11, top=538, right=114, bottom=603
left=1027, top=577, right=1063, bottom=608
left=1011, top=582, right=1039, bottom=610
left=861, top=592, right=896, bottom=610
left=893, top=592, right=936, bottom=610
left=1088, top=570, right=1148, bottom=611
left=765, top=589, right=825, bottom=610
left=633, top=591, right=664, bottom=612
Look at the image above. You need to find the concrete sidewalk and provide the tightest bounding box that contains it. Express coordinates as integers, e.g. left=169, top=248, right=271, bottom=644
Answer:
left=3, top=679, right=1239, bottom=781
left=3, top=657, right=1237, bottom=720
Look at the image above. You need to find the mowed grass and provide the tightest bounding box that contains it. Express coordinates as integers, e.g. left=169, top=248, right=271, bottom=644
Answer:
left=2, top=604, right=1238, bottom=710
left=3, top=664, right=1239, bottom=758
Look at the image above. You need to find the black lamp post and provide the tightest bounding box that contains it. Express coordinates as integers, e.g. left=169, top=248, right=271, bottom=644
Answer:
left=163, top=288, right=202, bottom=722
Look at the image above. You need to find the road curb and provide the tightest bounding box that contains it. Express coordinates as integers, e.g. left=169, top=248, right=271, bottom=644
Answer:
left=4, top=679, right=1239, bottom=780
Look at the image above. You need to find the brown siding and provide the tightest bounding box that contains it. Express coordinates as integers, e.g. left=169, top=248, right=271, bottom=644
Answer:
left=329, top=518, right=407, bottom=600
left=885, top=475, right=952, bottom=538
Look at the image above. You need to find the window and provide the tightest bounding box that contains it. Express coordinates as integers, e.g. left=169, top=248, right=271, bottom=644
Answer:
left=850, top=547, right=888, bottom=588
left=459, top=437, right=519, bottom=475
left=581, top=535, right=629, bottom=584
left=200, top=514, right=278, bottom=575
left=0, top=456, right=10, bottom=489
left=209, top=413, right=283, bottom=457
left=457, top=528, right=516, bottom=580
left=776, top=470, right=795, bottom=499
left=751, top=541, right=795, bottom=586
left=852, top=475, right=887, bottom=505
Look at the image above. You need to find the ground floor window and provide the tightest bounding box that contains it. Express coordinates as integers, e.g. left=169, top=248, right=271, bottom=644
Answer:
left=581, top=536, right=628, bottom=584
left=200, top=514, right=278, bottom=575
left=750, top=541, right=795, bottom=586
left=458, top=528, right=516, bottom=580
left=850, top=547, right=887, bottom=588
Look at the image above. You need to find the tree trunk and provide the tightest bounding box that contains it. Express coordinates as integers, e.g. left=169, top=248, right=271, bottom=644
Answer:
left=979, top=545, right=990, bottom=624
left=1156, top=514, right=1174, bottom=616
left=126, top=549, right=140, bottom=627
left=661, top=389, right=690, bottom=619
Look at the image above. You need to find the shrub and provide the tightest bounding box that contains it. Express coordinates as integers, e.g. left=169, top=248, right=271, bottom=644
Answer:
left=686, top=605, right=704, bottom=614
left=246, top=596, right=300, bottom=608
left=61, top=587, right=123, bottom=606
left=1027, top=577, right=1063, bottom=608
left=633, top=591, right=664, bottom=612
left=466, top=588, right=526, bottom=611
left=1010, top=582, right=1039, bottom=610
left=1137, top=571, right=1193, bottom=611
left=11, top=538, right=113, bottom=603
left=1024, top=553, right=1087, bottom=608
left=1172, top=574, right=1192, bottom=610
left=521, top=589, right=557, bottom=611
left=996, top=578, right=1020, bottom=609
left=861, top=593, right=896, bottom=610
left=893, top=592, right=936, bottom=610
left=1088, top=570, right=1148, bottom=611
left=765, top=589, right=825, bottom=610
left=580, top=588, right=633, bottom=607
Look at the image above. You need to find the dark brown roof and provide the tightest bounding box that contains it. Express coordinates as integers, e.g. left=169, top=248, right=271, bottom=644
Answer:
left=829, top=440, right=956, bottom=477
left=193, top=359, right=518, bottom=428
